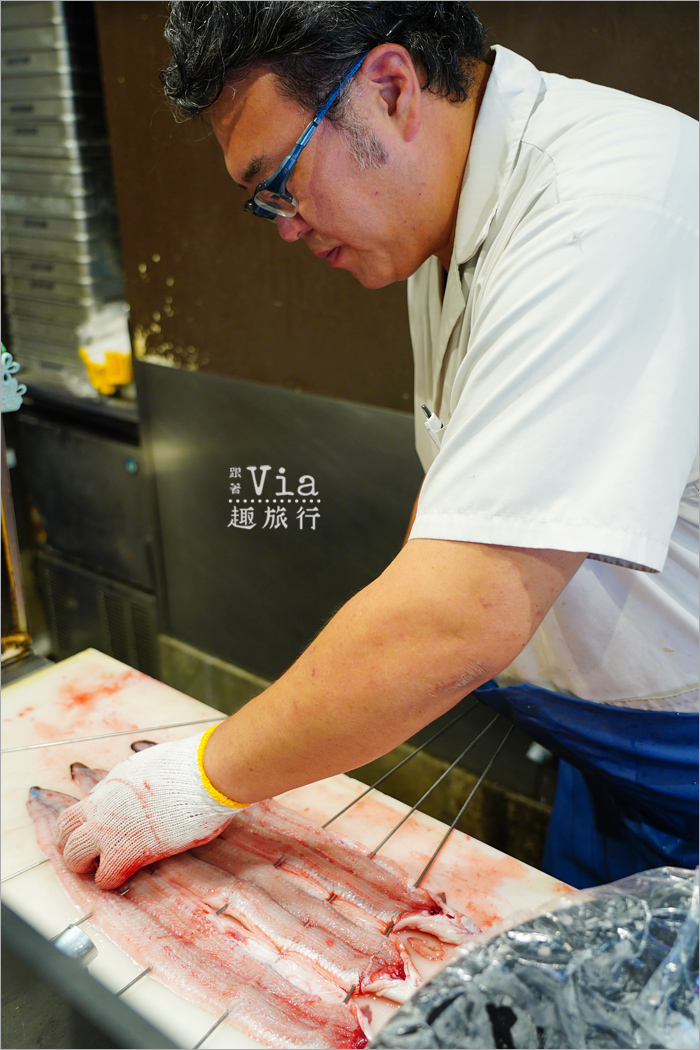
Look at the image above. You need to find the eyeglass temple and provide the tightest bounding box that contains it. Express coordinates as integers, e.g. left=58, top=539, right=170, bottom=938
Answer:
left=293, top=51, right=368, bottom=158
left=298, top=17, right=406, bottom=144
left=253, top=25, right=405, bottom=203
left=265, top=51, right=368, bottom=193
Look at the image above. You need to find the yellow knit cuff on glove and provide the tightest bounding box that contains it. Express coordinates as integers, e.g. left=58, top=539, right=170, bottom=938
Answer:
left=197, top=726, right=250, bottom=809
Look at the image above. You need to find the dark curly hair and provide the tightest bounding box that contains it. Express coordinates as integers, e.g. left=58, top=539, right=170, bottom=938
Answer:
left=161, top=2, right=486, bottom=121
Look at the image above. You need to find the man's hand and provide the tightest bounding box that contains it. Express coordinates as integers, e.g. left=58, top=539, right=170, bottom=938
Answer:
left=55, top=732, right=237, bottom=889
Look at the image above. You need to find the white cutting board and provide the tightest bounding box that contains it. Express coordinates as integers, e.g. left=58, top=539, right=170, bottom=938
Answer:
left=2, top=650, right=573, bottom=1049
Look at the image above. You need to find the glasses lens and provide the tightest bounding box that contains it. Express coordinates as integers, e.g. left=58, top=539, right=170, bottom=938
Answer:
left=243, top=200, right=277, bottom=221
left=254, top=189, right=297, bottom=218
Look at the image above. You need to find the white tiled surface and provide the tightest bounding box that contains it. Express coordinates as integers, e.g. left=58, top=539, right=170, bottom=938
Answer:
left=2, top=649, right=572, bottom=1048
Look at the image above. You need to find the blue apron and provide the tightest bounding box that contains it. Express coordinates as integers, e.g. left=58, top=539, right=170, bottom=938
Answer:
left=472, top=681, right=699, bottom=889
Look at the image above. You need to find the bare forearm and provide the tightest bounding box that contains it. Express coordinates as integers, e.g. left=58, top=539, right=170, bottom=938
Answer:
left=403, top=481, right=423, bottom=545
left=203, top=540, right=585, bottom=803
left=205, top=585, right=484, bottom=802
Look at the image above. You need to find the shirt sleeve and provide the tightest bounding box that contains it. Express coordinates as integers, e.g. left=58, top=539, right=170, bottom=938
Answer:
left=410, top=195, right=699, bottom=572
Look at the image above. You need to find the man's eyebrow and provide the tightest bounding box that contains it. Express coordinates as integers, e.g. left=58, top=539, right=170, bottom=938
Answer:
left=235, top=154, right=266, bottom=190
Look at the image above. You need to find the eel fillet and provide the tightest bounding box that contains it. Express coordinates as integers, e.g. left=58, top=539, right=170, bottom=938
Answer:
left=28, top=787, right=368, bottom=1049
left=224, top=799, right=480, bottom=942
left=193, top=835, right=423, bottom=1001
left=157, top=851, right=420, bottom=1001
left=30, top=761, right=482, bottom=1046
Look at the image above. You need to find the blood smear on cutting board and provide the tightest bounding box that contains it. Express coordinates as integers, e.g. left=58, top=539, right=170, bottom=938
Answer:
left=9, top=668, right=150, bottom=741
left=58, top=667, right=145, bottom=708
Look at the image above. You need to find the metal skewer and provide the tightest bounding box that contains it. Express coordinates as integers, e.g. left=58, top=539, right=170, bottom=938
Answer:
left=116, top=966, right=152, bottom=996
left=70, top=911, right=92, bottom=927
left=193, top=1009, right=230, bottom=1049
left=414, top=724, right=515, bottom=887
left=272, top=712, right=485, bottom=871
left=1, top=857, right=49, bottom=882
left=48, top=915, right=91, bottom=938
left=274, top=709, right=509, bottom=896
left=367, top=714, right=501, bottom=858
left=341, top=721, right=513, bottom=952
left=322, top=701, right=480, bottom=828
left=1, top=717, right=225, bottom=753
left=264, top=708, right=510, bottom=956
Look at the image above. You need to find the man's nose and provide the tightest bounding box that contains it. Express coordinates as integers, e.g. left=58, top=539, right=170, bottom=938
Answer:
left=276, top=212, right=310, bottom=242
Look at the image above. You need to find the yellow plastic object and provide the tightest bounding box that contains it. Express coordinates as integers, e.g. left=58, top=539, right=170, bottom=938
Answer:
left=79, top=348, right=133, bottom=395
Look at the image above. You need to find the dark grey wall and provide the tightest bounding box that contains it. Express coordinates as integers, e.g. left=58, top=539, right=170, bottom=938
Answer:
left=137, top=363, right=423, bottom=678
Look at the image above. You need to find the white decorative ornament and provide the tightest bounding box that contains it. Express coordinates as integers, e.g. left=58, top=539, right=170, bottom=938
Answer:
left=1, top=347, right=27, bottom=413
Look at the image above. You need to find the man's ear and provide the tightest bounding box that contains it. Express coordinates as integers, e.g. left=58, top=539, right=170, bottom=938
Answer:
left=358, top=44, right=422, bottom=142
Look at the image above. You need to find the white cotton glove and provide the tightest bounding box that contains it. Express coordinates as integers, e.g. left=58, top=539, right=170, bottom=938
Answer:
left=55, top=728, right=245, bottom=890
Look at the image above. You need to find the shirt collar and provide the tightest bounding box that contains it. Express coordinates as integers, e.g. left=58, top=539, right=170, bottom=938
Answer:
left=453, top=45, right=544, bottom=266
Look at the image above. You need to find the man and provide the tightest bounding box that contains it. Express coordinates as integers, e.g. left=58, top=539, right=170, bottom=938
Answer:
left=57, top=2, right=698, bottom=891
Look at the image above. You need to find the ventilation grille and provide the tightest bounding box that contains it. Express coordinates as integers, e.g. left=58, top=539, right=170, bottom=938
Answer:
left=37, top=550, right=159, bottom=677
left=43, top=558, right=74, bottom=657
left=99, top=590, right=130, bottom=664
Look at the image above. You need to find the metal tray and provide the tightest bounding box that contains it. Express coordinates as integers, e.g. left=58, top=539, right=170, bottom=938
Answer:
left=0, top=70, right=100, bottom=100
left=2, top=210, right=113, bottom=242
left=4, top=274, right=99, bottom=306
left=1, top=149, right=110, bottom=174
left=2, top=168, right=89, bottom=197
left=1, top=231, right=120, bottom=267
left=1, top=47, right=95, bottom=79
left=1, top=95, right=103, bottom=123
left=3, top=253, right=92, bottom=285
left=6, top=294, right=94, bottom=327
left=0, top=2, right=64, bottom=29
left=2, top=165, right=112, bottom=198
left=1, top=192, right=113, bottom=218
left=9, top=319, right=82, bottom=351
left=3, top=252, right=120, bottom=287
left=3, top=252, right=124, bottom=295
left=9, top=313, right=85, bottom=348
left=4, top=337, right=84, bottom=376
left=1, top=24, right=69, bottom=52
left=1, top=120, right=106, bottom=154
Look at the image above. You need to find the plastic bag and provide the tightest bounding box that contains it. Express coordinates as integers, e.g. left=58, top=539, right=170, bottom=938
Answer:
left=370, top=867, right=699, bottom=1050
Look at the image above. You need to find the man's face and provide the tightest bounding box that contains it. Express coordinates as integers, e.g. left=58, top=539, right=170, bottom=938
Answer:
left=211, top=65, right=431, bottom=289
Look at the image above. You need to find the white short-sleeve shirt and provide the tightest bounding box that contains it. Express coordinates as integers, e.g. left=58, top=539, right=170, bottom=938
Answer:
left=408, top=46, right=699, bottom=708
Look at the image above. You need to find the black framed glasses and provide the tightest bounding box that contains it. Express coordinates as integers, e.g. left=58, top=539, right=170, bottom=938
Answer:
left=244, top=52, right=368, bottom=222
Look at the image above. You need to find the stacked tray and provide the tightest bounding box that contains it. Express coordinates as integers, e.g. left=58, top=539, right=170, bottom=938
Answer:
left=1, top=0, right=125, bottom=378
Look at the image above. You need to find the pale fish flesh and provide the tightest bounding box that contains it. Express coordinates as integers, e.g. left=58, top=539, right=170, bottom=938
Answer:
left=29, top=786, right=369, bottom=1049
left=192, top=835, right=421, bottom=1001
left=222, top=799, right=480, bottom=942
left=29, top=761, right=482, bottom=1049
